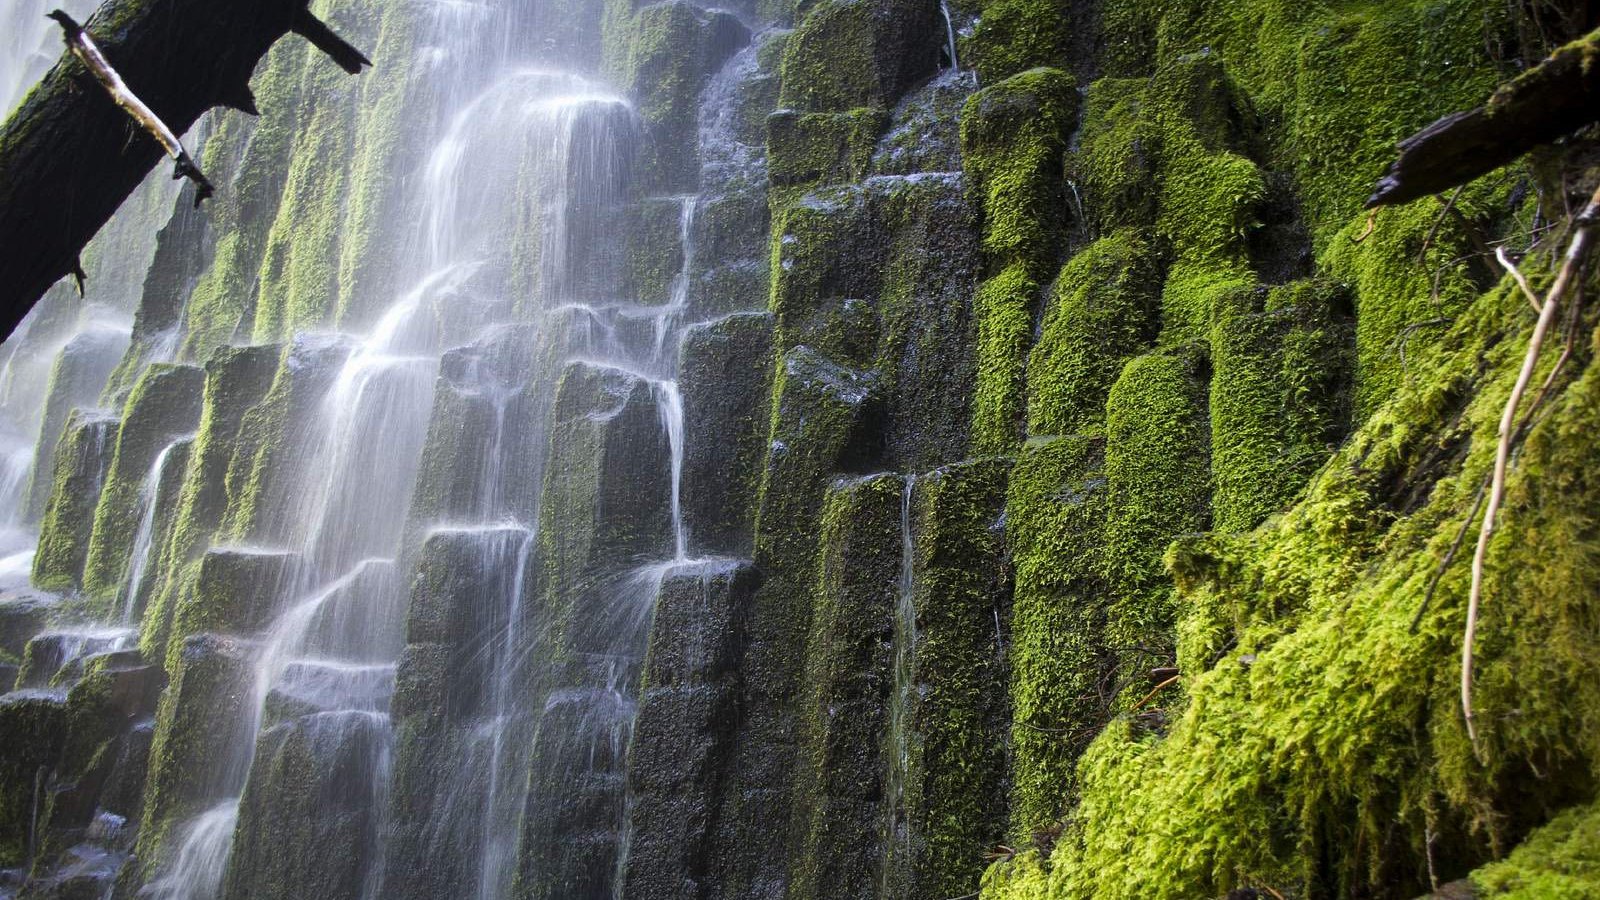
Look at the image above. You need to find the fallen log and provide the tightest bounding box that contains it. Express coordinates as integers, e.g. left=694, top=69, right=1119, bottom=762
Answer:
left=1366, top=27, right=1600, bottom=209
left=0, top=0, right=370, bottom=337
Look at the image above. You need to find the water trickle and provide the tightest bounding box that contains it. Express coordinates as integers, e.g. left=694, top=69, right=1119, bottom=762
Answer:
left=122, top=436, right=193, bottom=624
left=939, top=0, right=960, bottom=71
left=881, top=474, right=918, bottom=893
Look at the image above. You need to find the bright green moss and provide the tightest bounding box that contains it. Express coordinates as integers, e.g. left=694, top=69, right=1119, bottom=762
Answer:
left=1208, top=280, right=1352, bottom=533
left=1102, top=351, right=1210, bottom=702
left=1323, top=184, right=1498, bottom=418
left=1005, top=436, right=1108, bottom=836
left=970, top=263, right=1039, bottom=455
left=1473, top=802, right=1600, bottom=898
left=964, top=0, right=1070, bottom=83
left=178, top=40, right=309, bottom=361
left=1026, top=230, right=1162, bottom=437
left=984, top=267, right=1600, bottom=897
left=959, top=68, right=1077, bottom=265
left=961, top=68, right=1078, bottom=455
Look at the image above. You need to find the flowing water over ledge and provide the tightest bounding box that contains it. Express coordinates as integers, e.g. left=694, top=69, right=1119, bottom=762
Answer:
left=0, top=0, right=1003, bottom=896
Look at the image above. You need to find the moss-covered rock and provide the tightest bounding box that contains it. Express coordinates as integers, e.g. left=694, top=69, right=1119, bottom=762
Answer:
left=138, top=343, right=282, bottom=665
left=959, top=68, right=1078, bottom=454
left=24, top=326, right=129, bottom=525
left=80, top=364, right=206, bottom=610
left=32, top=412, right=121, bottom=594
left=536, top=360, right=674, bottom=609
left=767, top=108, right=889, bottom=188
left=222, top=710, right=389, bottom=900
left=787, top=472, right=903, bottom=900
left=0, top=689, right=68, bottom=867
left=776, top=0, right=940, bottom=114
left=406, top=327, right=544, bottom=536
left=1102, top=351, right=1210, bottom=703
left=163, top=548, right=294, bottom=672
left=1004, top=435, right=1107, bottom=836
left=620, top=560, right=762, bottom=900
left=1026, top=230, right=1163, bottom=437
left=900, top=459, right=1012, bottom=898
left=606, top=0, right=749, bottom=191
left=681, top=312, right=775, bottom=556
left=1208, top=279, right=1352, bottom=532
left=134, top=634, right=252, bottom=877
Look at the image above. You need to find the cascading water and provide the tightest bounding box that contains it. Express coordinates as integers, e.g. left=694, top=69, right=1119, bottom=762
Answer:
left=0, top=0, right=776, bottom=896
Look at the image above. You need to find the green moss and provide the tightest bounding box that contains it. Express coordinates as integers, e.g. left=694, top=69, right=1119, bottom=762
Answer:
left=136, top=634, right=252, bottom=877
left=1323, top=184, right=1499, bottom=418
left=777, top=0, right=937, bottom=113
left=906, top=459, right=1013, bottom=897
left=788, top=473, right=903, bottom=900
left=606, top=0, right=747, bottom=190
left=1026, top=230, right=1163, bottom=437
left=80, top=364, right=206, bottom=610
left=1005, top=436, right=1106, bottom=835
left=1208, top=280, right=1352, bottom=532
left=333, top=0, right=421, bottom=330
left=178, top=41, right=309, bottom=361
left=964, top=0, right=1070, bottom=83
left=766, top=108, right=889, bottom=187
left=971, top=264, right=1039, bottom=455
left=983, top=265, right=1600, bottom=897
left=1102, top=351, right=1210, bottom=701
left=1473, top=802, right=1600, bottom=898
left=961, top=68, right=1077, bottom=455
left=959, top=68, right=1077, bottom=265
left=32, top=412, right=122, bottom=594
left=139, top=344, right=282, bottom=664
left=164, top=548, right=294, bottom=673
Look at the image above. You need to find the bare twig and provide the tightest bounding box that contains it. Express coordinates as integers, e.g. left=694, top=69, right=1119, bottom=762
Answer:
left=1131, top=674, right=1181, bottom=711
left=1350, top=209, right=1380, bottom=244
left=1496, top=245, right=1544, bottom=312
left=1419, top=187, right=1467, bottom=264
left=1463, top=184, right=1600, bottom=746
left=50, top=10, right=214, bottom=204
left=1411, top=472, right=1490, bottom=633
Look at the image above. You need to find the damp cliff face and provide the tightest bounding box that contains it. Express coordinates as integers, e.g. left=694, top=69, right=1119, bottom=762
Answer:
left=1, top=0, right=1598, bottom=898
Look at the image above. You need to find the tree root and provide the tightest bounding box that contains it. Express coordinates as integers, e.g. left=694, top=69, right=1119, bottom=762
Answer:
left=1463, top=183, right=1600, bottom=747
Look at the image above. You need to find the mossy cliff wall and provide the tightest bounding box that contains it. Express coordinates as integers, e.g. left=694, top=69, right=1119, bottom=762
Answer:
left=4, top=0, right=1600, bottom=898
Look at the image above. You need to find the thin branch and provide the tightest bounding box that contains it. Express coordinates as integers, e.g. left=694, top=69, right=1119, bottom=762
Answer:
left=50, top=10, right=214, bottom=204
left=1131, top=674, right=1181, bottom=711
left=1495, top=245, right=1544, bottom=312
left=1411, top=471, right=1490, bottom=634
left=1463, top=184, right=1600, bottom=746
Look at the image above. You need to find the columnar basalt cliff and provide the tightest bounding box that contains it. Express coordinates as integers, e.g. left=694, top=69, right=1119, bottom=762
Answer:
left=0, top=0, right=1598, bottom=899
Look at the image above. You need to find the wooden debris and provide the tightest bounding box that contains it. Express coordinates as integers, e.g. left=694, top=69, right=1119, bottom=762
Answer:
left=0, top=0, right=371, bottom=335
left=1367, top=28, right=1600, bottom=209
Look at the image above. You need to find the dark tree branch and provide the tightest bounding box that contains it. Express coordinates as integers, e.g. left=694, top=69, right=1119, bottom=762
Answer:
left=1366, top=27, right=1600, bottom=209
left=0, top=0, right=370, bottom=339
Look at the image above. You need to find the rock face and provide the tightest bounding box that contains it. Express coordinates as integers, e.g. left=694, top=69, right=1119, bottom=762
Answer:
left=1, top=0, right=1599, bottom=899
